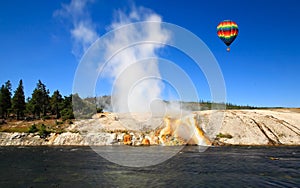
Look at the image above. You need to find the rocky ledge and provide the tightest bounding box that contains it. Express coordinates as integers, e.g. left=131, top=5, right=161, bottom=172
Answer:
left=0, top=109, right=299, bottom=146
left=212, top=109, right=300, bottom=145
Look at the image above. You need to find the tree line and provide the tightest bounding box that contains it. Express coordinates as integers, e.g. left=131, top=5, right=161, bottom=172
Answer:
left=0, top=79, right=259, bottom=121
left=0, top=80, right=74, bottom=120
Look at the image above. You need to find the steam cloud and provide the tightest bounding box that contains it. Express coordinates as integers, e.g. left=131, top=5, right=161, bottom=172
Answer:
left=101, top=6, right=170, bottom=115
left=56, top=1, right=182, bottom=116
left=54, top=0, right=98, bottom=58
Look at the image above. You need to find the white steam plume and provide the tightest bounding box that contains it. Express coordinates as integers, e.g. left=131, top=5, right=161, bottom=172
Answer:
left=54, top=0, right=98, bottom=58
left=102, top=6, right=170, bottom=114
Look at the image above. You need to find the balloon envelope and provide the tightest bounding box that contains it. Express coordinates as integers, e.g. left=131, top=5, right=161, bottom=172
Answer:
left=217, top=20, right=239, bottom=47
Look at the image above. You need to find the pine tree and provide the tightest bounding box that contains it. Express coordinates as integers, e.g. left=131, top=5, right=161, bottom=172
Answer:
left=12, top=80, right=26, bottom=119
left=0, top=87, right=2, bottom=117
left=0, top=80, right=12, bottom=118
left=28, top=80, right=50, bottom=118
left=50, top=90, right=63, bottom=119
left=60, top=95, right=74, bottom=120
left=26, top=97, right=34, bottom=118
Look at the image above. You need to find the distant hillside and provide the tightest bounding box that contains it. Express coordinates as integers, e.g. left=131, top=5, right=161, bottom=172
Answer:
left=95, top=96, right=261, bottom=112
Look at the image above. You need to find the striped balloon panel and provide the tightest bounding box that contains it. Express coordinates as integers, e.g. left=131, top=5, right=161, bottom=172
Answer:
left=217, top=20, right=239, bottom=46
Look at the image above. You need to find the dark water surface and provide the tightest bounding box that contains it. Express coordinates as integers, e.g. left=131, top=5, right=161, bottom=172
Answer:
left=0, top=146, right=299, bottom=187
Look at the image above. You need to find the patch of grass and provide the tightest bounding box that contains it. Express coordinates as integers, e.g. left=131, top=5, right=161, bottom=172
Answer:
left=0, top=126, right=29, bottom=133
left=0, top=119, right=71, bottom=134
left=216, top=133, right=233, bottom=139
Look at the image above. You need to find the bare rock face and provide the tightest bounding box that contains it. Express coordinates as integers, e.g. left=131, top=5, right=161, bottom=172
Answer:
left=0, top=109, right=299, bottom=146
left=209, top=109, right=300, bottom=146
left=141, top=138, right=150, bottom=146
left=123, top=134, right=132, bottom=145
left=52, top=132, right=85, bottom=145
left=76, top=112, right=213, bottom=146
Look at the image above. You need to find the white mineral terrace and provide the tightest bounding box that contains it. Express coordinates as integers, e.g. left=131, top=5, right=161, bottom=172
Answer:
left=0, top=109, right=299, bottom=146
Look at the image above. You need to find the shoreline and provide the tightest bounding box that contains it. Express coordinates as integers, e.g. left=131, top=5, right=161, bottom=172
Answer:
left=0, top=131, right=299, bottom=147
left=0, top=109, right=299, bottom=147
left=1, top=142, right=300, bottom=147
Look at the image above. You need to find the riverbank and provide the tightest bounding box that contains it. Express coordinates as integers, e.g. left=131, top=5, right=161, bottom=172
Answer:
left=0, top=109, right=299, bottom=146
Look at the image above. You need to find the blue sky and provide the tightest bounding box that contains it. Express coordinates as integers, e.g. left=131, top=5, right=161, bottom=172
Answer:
left=0, top=0, right=299, bottom=107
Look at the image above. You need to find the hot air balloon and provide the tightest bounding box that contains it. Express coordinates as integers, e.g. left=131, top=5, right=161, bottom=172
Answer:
left=217, top=20, right=238, bottom=52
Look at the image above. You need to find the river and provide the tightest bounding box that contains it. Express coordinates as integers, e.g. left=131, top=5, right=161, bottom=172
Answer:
left=0, top=146, right=299, bottom=187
